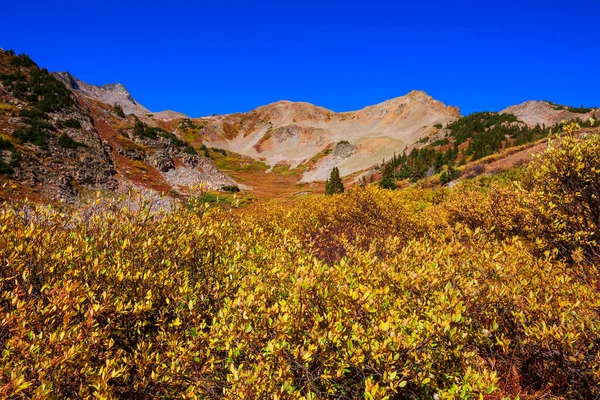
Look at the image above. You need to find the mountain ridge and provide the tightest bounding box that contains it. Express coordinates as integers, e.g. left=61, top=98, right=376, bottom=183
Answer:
left=2, top=49, right=597, bottom=204
left=193, top=90, right=461, bottom=182
left=53, top=71, right=151, bottom=116
left=501, top=100, right=598, bottom=127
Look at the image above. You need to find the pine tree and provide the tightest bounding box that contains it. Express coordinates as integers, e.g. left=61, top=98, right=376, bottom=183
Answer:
left=325, top=167, right=344, bottom=195
left=379, top=162, right=397, bottom=190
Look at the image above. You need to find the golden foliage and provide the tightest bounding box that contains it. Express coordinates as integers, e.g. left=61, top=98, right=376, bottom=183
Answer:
left=1, top=135, right=600, bottom=398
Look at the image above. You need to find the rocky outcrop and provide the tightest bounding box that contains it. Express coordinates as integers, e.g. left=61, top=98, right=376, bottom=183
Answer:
left=53, top=71, right=150, bottom=116
left=333, top=141, right=355, bottom=158
left=161, top=154, right=237, bottom=190
left=149, top=151, right=175, bottom=172
left=271, top=125, right=303, bottom=143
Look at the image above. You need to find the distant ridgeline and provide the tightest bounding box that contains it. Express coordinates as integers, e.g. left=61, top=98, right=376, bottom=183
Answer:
left=378, top=110, right=598, bottom=185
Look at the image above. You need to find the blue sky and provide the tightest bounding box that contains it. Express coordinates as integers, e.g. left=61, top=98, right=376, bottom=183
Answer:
left=3, top=1, right=599, bottom=117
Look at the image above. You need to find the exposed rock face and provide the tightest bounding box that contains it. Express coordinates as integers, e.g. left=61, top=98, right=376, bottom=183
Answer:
left=150, top=151, right=175, bottom=172
left=271, top=125, right=303, bottom=143
left=333, top=141, right=355, bottom=158
left=53, top=71, right=151, bottom=116
left=161, top=155, right=237, bottom=191
left=501, top=101, right=598, bottom=127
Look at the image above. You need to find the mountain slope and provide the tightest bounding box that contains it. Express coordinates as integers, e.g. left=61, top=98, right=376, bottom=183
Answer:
left=501, top=100, right=598, bottom=127
left=189, top=91, right=461, bottom=182
left=0, top=50, right=237, bottom=203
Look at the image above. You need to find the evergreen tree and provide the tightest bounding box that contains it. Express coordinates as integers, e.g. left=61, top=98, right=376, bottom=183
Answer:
left=325, top=167, right=344, bottom=195
left=133, top=118, right=146, bottom=136
left=379, top=162, right=397, bottom=190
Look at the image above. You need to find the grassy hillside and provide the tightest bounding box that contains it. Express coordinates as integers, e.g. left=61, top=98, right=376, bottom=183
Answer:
left=1, top=130, right=599, bottom=398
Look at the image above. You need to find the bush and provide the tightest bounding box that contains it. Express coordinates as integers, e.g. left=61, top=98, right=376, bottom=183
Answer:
left=13, top=125, right=49, bottom=149
left=19, top=107, right=49, bottom=121
left=211, top=147, right=227, bottom=156
left=114, top=103, right=125, bottom=118
left=0, top=137, right=14, bottom=151
left=183, top=145, right=198, bottom=155
left=0, top=160, right=12, bottom=174
left=28, top=68, right=75, bottom=112
left=60, top=118, right=82, bottom=129
left=178, top=118, right=200, bottom=130
left=528, top=134, right=600, bottom=262
left=221, top=185, right=240, bottom=193
left=58, top=133, right=86, bottom=149
left=132, top=118, right=158, bottom=139
left=159, top=131, right=185, bottom=147
left=9, top=53, right=36, bottom=68
left=1, top=136, right=600, bottom=398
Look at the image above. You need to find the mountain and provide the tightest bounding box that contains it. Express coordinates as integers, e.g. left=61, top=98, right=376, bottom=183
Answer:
left=501, top=100, right=598, bottom=127
left=2, top=49, right=596, bottom=204
left=0, top=50, right=236, bottom=203
left=53, top=71, right=151, bottom=116
left=191, top=91, right=461, bottom=182
left=53, top=71, right=189, bottom=120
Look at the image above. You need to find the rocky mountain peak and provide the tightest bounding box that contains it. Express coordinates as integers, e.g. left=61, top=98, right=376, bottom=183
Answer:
left=53, top=71, right=150, bottom=116
left=354, top=91, right=461, bottom=119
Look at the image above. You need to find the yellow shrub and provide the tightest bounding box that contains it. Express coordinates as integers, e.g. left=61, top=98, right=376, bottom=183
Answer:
left=0, top=143, right=599, bottom=398
left=528, top=134, right=600, bottom=262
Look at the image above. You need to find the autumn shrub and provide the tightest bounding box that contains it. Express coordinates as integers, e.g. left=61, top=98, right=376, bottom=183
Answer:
left=526, top=133, right=600, bottom=263
left=1, top=137, right=600, bottom=398
left=440, top=181, right=535, bottom=240
left=241, top=186, right=426, bottom=263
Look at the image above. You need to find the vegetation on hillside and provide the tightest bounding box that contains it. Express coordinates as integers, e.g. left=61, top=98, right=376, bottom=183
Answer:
left=114, top=103, right=125, bottom=118
left=57, top=133, right=87, bottom=149
left=378, top=111, right=597, bottom=186
left=130, top=118, right=197, bottom=154
left=0, top=51, right=82, bottom=153
left=1, top=131, right=599, bottom=398
left=546, top=101, right=597, bottom=114
left=178, top=118, right=204, bottom=134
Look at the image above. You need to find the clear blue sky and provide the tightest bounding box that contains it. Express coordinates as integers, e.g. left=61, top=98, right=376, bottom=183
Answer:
left=3, top=0, right=599, bottom=117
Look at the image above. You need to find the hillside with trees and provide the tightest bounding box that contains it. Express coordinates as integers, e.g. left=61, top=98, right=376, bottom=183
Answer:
left=376, top=111, right=597, bottom=186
